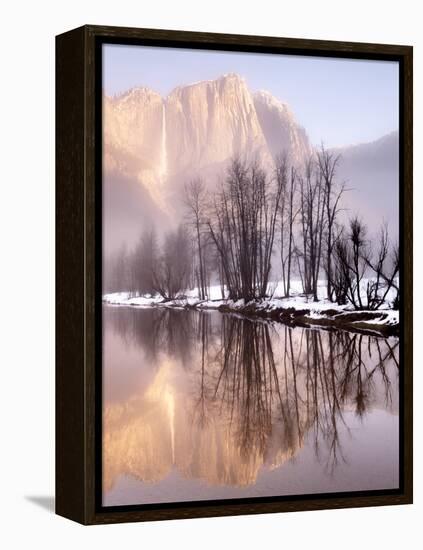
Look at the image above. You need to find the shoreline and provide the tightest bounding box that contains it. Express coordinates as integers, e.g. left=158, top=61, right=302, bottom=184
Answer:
left=103, top=293, right=399, bottom=338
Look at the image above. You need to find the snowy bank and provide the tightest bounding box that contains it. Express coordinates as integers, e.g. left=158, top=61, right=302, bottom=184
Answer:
left=103, top=287, right=399, bottom=337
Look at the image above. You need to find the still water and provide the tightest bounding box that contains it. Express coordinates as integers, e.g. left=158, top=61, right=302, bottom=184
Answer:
left=102, top=306, right=399, bottom=506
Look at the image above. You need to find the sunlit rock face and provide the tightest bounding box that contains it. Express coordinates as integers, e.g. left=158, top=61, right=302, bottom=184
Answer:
left=103, top=74, right=312, bottom=235
left=104, top=74, right=312, bottom=183
left=104, top=88, right=163, bottom=171
left=165, top=74, right=273, bottom=177
left=104, top=88, right=168, bottom=210
left=254, top=90, right=312, bottom=166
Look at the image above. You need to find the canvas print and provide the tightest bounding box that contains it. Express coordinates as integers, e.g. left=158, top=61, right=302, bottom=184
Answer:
left=101, top=44, right=400, bottom=507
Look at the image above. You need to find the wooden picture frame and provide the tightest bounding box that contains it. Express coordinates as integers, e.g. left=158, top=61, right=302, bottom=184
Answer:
left=56, top=24, right=413, bottom=525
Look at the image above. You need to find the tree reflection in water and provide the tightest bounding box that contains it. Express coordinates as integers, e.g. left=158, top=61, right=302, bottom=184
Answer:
left=104, top=307, right=399, bottom=493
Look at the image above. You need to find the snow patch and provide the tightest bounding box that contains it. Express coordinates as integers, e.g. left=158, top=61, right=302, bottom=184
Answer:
left=103, top=279, right=399, bottom=331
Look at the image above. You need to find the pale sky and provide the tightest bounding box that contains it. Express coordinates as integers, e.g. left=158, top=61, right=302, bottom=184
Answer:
left=103, top=44, right=399, bottom=149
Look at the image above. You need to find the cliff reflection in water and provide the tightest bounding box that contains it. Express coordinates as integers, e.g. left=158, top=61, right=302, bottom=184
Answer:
left=103, top=307, right=399, bottom=504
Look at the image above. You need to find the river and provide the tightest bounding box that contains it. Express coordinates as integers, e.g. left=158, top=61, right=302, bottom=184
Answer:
left=102, top=306, right=399, bottom=506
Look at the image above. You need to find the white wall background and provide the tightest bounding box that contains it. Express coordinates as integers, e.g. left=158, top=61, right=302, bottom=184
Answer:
left=0, top=0, right=420, bottom=547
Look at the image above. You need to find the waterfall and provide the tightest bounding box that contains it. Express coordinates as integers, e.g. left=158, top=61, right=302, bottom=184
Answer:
left=159, top=102, right=168, bottom=181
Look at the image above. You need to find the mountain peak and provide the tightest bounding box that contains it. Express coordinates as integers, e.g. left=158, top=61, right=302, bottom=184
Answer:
left=254, top=90, right=290, bottom=114
left=216, top=73, right=248, bottom=93
left=111, top=86, right=162, bottom=103
left=253, top=90, right=311, bottom=164
left=330, top=129, right=399, bottom=153
left=219, top=72, right=245, bottom=82
left=169, top=73, right=247, bottom=96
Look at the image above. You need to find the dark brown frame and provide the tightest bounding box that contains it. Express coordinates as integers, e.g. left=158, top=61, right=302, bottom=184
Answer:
left=56, top=24, right=413, bottom=525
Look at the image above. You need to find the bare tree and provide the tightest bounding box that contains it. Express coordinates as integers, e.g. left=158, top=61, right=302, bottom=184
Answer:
left=331, top=226, right=349, bottom=305
left=333, top=217, right=367, bottom=309
left=349, top=217, right=368, bottom=309
left=132, top=227, right=158, bottom=296
left=153, top=225, right=191, bottom=300
left=184, top=178, right=208, bottom=300
left=277, top=154, right=299, bottom=297
left=106, top=245, right=132, bottom=294
left=316, top=146, right=345, bottom=302
left=207, top=157, right=284, bottom=301
left=364, top=224, right=400, bottom=309
left=297, top=157, right=326, bottom=300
